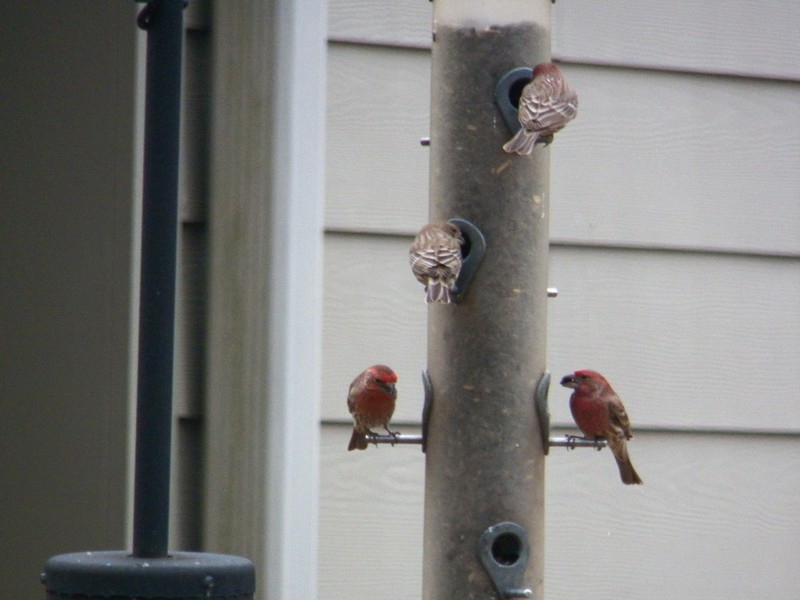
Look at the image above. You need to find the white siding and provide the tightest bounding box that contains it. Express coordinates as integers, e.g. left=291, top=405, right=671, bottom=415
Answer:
left=329, top=0, right=800, bottom=79
left=323, top=235, right=800, bottom=432
left=321, top=426, right=800, bottom=599
left=326, top=44, right=800, bottom=254
left=321, top=1, right=800, bottom=598
left=551, top=1, right=800, bottom=80
left=320, top=425, right=426, bottom=599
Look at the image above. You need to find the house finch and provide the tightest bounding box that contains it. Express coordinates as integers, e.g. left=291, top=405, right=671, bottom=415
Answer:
left=503, top=62, right=578, bottom=155
left=560, top=370, right=643, bottom=485
left=347, top=365, right=399, bottom=451
left=409, top=221, right=464, bottom=304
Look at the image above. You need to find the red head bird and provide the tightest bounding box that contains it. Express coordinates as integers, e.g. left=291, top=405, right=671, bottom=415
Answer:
left=503, top=62, right=578, bottom=155
left=347, top=365, right=399, bottom=451
left=560, top=369, right=642, bottom=485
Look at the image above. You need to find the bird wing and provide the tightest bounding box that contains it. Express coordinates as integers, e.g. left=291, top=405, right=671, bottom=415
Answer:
left=518, top=74, right=578, bottom=134
left=409, top=246, right=462, bottom=283
left=347, top=380, right=358, bottom=415
left=606, top=394, right=634, bottom=440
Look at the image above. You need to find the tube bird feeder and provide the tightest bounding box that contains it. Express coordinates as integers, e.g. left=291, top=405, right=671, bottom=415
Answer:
left=423, top=1, right=551, bottom=598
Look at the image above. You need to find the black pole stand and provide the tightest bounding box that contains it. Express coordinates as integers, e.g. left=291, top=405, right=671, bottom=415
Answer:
left=133, top=0, right=183, bottom=559
left=41, top=2, right=254, bottom=598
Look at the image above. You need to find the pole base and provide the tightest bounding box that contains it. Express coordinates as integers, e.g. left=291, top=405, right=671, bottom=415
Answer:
left=41, top=551, right=255, bottom=599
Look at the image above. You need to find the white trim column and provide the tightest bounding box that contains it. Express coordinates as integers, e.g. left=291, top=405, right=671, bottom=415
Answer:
left=205, top=2, right=326, bottom=598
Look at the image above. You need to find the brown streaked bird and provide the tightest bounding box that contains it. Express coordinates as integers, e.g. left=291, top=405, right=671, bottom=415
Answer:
left=503, top=62, right=578, bottom=154
left=409, top=221, right=464, bottom=304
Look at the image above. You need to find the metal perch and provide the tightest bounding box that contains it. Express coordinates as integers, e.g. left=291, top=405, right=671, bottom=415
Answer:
left=365, top=433, right=424, bottom=446
left=549, top=436, right=608, bottom=451
left=362, top=370, right=432, bottom=451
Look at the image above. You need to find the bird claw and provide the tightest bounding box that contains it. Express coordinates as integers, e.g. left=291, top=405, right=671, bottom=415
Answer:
left=594, top=437, right=606, bottom=452
left=385, top=428, right=401, bottom=446
left=364, top=429, right=401, bottom=447
left=565, top=434, right=589, bottom=450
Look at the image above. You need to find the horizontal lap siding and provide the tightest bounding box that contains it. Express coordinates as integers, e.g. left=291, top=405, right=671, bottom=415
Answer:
left=321, top=3, right=800, bottom=598
left=546, top=248, right=800, bottom=431
left=326, top=43, right=800, bottom=254
left=320, top=425, right=800, bottom=599
left=322, top=233, right=427, bottom=424
left=550, top=67, right=800, bottom=255
left=325, top=44, right=430, bottom=234
left=329, top=0, right=800, bottom=79
left=322, top=234, right=800, bottom=432
left=551, top=0, right=800, bottom=80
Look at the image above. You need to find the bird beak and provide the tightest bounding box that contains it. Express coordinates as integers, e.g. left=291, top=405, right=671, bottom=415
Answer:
left=560, top=374, right=577, bottom=388
left=382, top=382, right=396, bottom=395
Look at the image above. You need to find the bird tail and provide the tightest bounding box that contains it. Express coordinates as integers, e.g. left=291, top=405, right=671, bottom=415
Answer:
left=426, top=281, right=453, bottom=304
left=613, top=452, right=643, bottom=485
left=502, top=128, right=538, bottom=155
left=348, top=429, right=368, bottom=451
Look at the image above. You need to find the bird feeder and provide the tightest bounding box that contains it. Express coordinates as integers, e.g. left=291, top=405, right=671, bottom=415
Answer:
left=423, top=0, right=552, bottom=598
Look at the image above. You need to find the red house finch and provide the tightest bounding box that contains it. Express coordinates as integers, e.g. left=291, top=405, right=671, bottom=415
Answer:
left=560, top=370, right=643, bottom=485
left=409, top=221, right=464, bottom=304
left=503, top=62, right=578, bottom=155
left=347, top=364, right=399, bottom=451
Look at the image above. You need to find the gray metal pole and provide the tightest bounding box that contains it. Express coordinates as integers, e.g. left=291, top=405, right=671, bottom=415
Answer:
left=41, top=4, right=256, bottom=599
left=133, top=0, right=184, bottom=559
left=423, top=2, right=551, bottom=598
